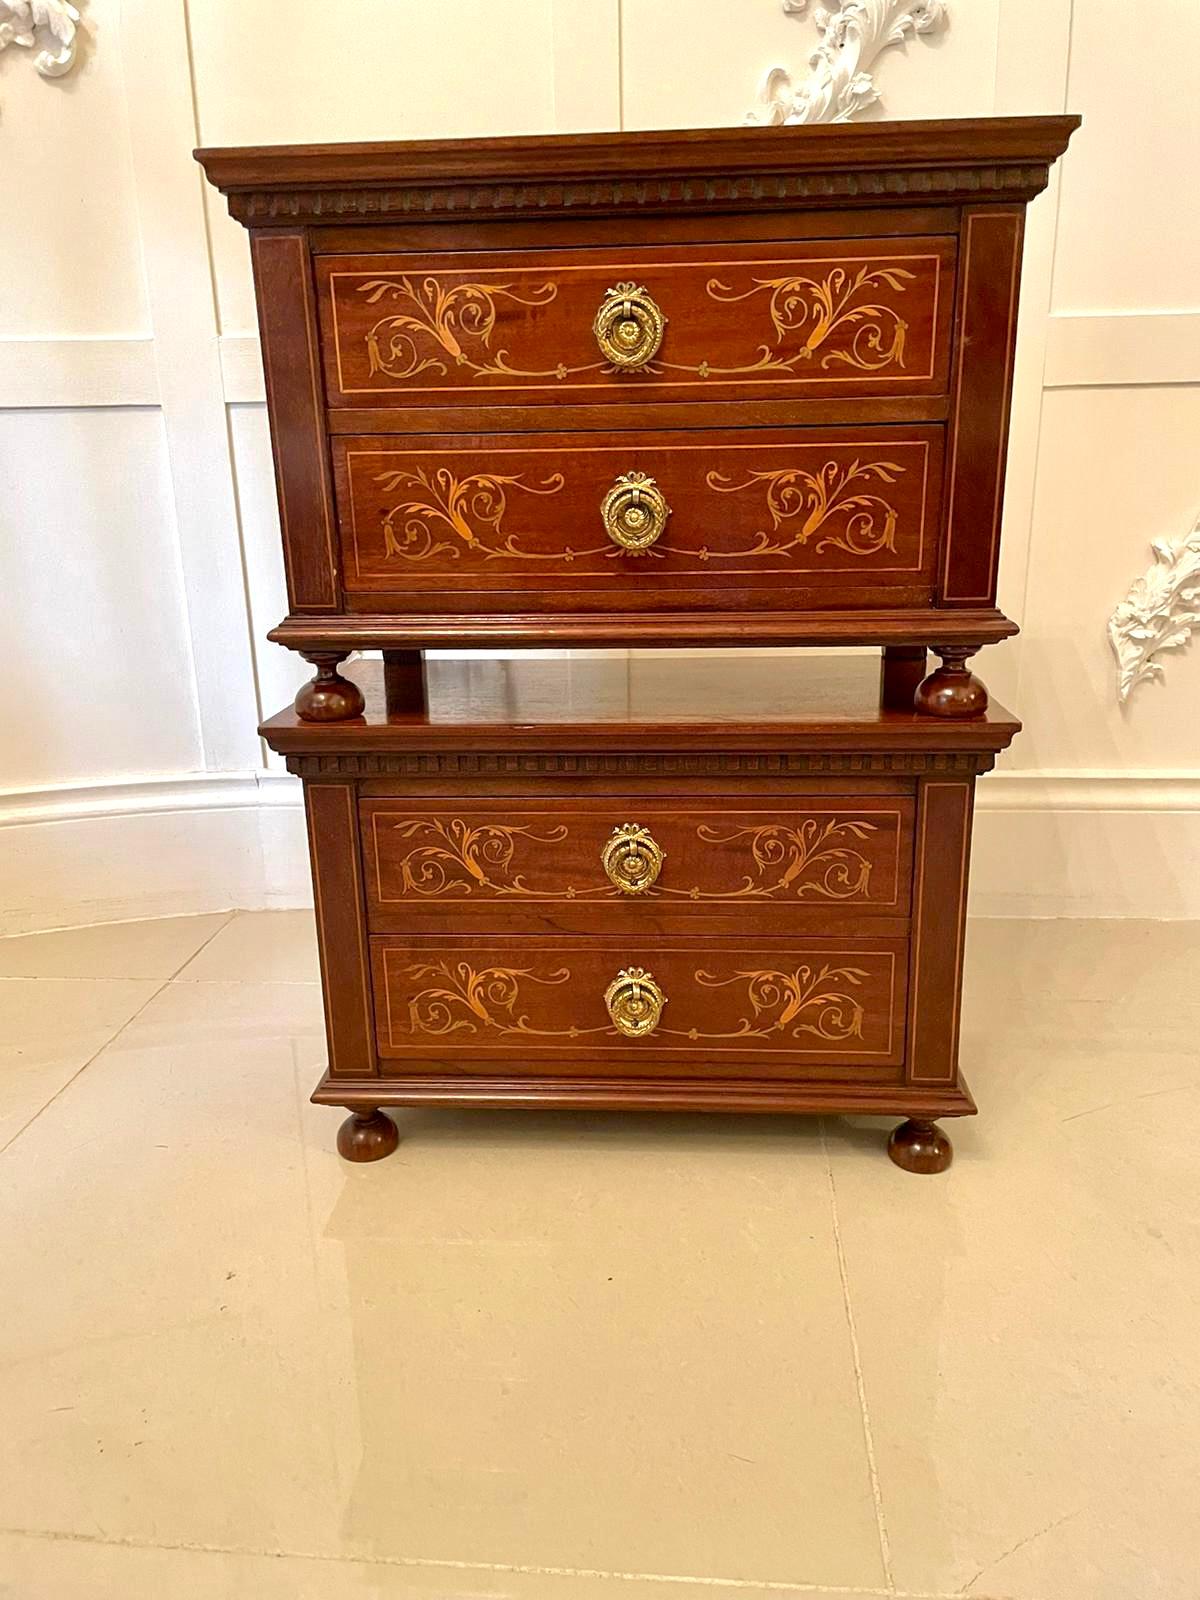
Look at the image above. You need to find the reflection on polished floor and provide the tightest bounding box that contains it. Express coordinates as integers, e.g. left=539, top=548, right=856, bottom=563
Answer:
left=0, top=910, right=1196, bottom=1600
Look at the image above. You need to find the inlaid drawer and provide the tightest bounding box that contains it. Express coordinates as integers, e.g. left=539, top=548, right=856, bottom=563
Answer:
left=317, top=237, right=955, bottom=409
left=361, top=796, right=913, bottom=933
left=371, top=935, right=907, bottom=1075
left=334, top=426, right=941, bottom=605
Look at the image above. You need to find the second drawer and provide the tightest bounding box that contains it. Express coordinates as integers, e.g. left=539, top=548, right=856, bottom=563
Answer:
left=333, top=426, right=941, bottom=605
left=361, top=795, right=914, bottom=932
left=371, top=934, right=908, bottom=1072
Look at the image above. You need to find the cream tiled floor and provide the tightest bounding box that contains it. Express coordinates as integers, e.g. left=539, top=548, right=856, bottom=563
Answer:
left=0, top=912, right=1196, bottom=1600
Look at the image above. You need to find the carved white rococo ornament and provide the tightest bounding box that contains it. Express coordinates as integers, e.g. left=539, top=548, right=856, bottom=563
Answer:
left=1108, top=517, right=1200, bottom=704
left=0, top=0, right=79, bottom=95
left=751, top=0, right=947, bottom=125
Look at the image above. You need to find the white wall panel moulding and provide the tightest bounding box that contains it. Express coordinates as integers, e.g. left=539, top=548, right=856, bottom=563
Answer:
left=0, top=337, right=159, bottom=408
left=119, top=0, right=262, bottom=773
left=4, top=769, right=1200, bottom=836
left=0, top=771, right=299, bottom=828
left=1045, top=312, right=1200, bottom=389
left=219, top=336, right=266, bottom=405
left=751, top=0, right=947, bottom=126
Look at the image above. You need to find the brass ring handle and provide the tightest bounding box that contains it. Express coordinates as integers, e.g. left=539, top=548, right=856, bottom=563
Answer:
left=604, top=966, right=667, bottom=1039
left=593, top=281, right=666, bottom=369
left=601, top=472, right=670, bottom=553
left=601, top=822, right=665, bottom=894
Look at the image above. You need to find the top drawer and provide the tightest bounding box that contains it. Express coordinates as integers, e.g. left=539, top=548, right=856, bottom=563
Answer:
left=316, top=238, right=956, bottom=411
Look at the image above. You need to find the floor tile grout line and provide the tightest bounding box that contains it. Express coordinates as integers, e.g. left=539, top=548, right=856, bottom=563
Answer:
left=170, top=976, right=322, bottom=986
left=289, top=1048, right=355, bottom=1496
left=0, top=909, right=237, bottom=942
left=0, top=1524, right=986, bottom=1598
left=820, top=1119, right=895, bottom=1593
left=0, top=912, right=238, bottom=1160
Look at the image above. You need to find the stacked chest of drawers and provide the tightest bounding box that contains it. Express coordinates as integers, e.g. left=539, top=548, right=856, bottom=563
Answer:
left=199, top=116, right=1077, bottom=1170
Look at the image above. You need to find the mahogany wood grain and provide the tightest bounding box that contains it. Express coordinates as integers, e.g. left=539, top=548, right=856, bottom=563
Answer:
left=195, top=115, right=1080, bottom=226
left=310, top=1072, right=977, bottom=1120
left=260, top=656, right=1021, bottom=759
left=316, top=238, right=954, bottom=409
left=311, top=205, right=962, bottom=253
left=268, top=607, right=1018, bottom=655
left=304, top=781, right=377, bottom=1077
left=888, top=1118, right=953, bottom=1173
left=880, top=645, right=927, bottom=711
left=370, top=933, right=908, bottom=1072
left=940, top=207, right=1025, bottom=605
left=332, top=425, right=942, bottom=607
left=295, top=652, right=365, bottom=722
left=382, top=649, right=428, bottom=715
left=325, top=396, right=950, bottom=435
left=915, top=647, right=990, bottom=718
left=336, top=1108, right=399, bottom=1162
left=194, top=117, right=1079, bottom=1165
left=906, top=778, right=974, bottom=1085
left=360, top=793, right=913, bottom=933
left=250, top=233, right=339, bottom=611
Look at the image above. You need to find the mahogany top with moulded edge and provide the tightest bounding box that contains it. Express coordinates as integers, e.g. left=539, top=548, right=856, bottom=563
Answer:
left=196, top=115, right=1080, bottom=223
left=261, top=655, right=1020, bottom=761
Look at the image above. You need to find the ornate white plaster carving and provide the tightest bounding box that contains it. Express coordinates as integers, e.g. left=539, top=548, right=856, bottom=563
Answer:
left=752, top=0, right=947, bottom=125
left=0, top=0, right=80, bottom=86
left=1108, top=517, right=1200, bottom=704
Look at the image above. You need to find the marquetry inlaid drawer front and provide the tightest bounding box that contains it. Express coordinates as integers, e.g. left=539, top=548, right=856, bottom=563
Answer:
left=370, top=935, right=907, bottom=1074
left=362, top=797, right=913, bottom=932
left=316, top=237, right=955, bottom=408
left=334, top=427, right=941, bottom=600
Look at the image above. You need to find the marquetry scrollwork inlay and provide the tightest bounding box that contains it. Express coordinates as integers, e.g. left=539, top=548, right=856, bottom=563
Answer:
left=1108, top=516, right=1200, bottom=704
left=703, top=459, right=901, bottom=560
left=692, top=965, right=868, bottom=1042
left=705, top=265, right=915, bottom=373
left=356, top=262, right=919, bottom=389
left=374, top=467, right=587, bottom=563
left=392, top=959, right=874, bottom=1046
left=381, top=816, right=886, bottom=902
left=374, top=466, right=674, bottom=565
left=0, top=0, right=79, bottom=101
left=751, top=0, right=948, bottom=126
left=695, top=819, right=878, bottom=898
left=401, top=961, right=572, bottom=1038
left=387, top=819, right=569, bottom=897
left=360, top=276, right=576, bottom=381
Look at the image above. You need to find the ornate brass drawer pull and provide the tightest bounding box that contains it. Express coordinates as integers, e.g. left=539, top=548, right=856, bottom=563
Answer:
left=593, top=281, right=666, bottom=369
left=601, top=822, right=665, bottom=893
left=601, top=471, right=670, bottom=553
left=605, top=966, right=666, bottom=1039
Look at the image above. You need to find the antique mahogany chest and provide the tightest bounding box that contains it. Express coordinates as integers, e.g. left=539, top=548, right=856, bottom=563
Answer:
left=198, top=116, right=1077, bottom=1171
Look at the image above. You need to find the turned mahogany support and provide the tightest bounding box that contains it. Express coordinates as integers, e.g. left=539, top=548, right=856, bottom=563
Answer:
left=383, top=649, right=429, bottom=715
left=888, top=1118, right=953, bottom=1174
left=337, top=1107, right=399, bottom=1162
left=295, top=653, right=365, bottom=723
left=915, top=647, right=989, bottom=718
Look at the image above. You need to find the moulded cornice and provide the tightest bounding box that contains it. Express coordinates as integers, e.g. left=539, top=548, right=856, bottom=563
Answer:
left=196, top=117, right=1080, bottom=227
left=283, top=751, right=994, bottom=779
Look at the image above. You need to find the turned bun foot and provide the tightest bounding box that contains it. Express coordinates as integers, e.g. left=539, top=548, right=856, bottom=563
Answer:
left=337, top=1108, right=399, bottom=1163
left=888, top=1118, right=953, bottom=1174
left=914, top=648, right=988, bottom=719
left=296, top=653, right=365, bottom=723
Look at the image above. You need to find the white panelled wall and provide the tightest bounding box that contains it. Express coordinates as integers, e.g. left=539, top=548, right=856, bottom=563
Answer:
left=2, top=0, right=1199, bottom=931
